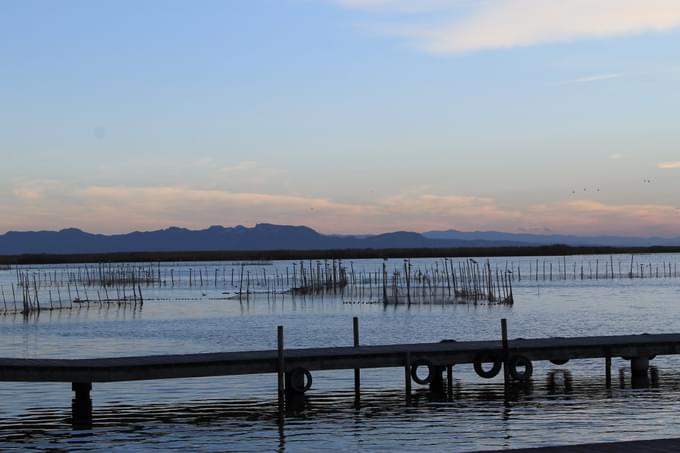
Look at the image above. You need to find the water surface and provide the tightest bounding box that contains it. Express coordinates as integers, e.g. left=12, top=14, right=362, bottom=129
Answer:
left=2, top=254, right=680, bottom=451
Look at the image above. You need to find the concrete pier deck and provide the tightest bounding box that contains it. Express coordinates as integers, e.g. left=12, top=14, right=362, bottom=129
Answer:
left=1, top=329, right=679, bottom=427
left=1, top=333, right=678, bottom=383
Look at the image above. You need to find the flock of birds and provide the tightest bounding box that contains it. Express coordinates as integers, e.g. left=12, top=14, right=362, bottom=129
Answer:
left=571, top=178, right=652, bottom=195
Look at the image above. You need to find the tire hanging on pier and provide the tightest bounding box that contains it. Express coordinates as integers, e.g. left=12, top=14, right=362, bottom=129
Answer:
left=550, top=358, right=569, bottom=365
left=288, top=367, right=313, bottom=393
left=509, top=355, right=533, bottom=381
left=473, top=353, right=503, bottom=379
left=410, top=359, right=434, bottom=385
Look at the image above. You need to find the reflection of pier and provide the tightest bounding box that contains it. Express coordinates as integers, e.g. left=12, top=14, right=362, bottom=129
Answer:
left=0, top=320, right=675, bottom=427
left=486, top=438, right=680, bottom=452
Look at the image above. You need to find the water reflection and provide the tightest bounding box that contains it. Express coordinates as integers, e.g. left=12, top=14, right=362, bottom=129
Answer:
left=3, top=255, right=680, bottom=450
left=618, top=366, right=661, bottom=389
left=3, top=370, right=680, bottom=451
left=2, top=303, right=143, bottom=324
left=547, top=369, right=573, bottom=395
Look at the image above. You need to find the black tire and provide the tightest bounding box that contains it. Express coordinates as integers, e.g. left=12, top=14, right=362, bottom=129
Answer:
left=410, top=359, right=433, bottom=385
left=509, top=355, right=533, bottom=381
left=550, top=358, right=569, bottom=365
left=289, top=367, right=313, bottom=393
left=623, top=355, right=656, bottom=361
left=473, top=353, right=503, bottom=379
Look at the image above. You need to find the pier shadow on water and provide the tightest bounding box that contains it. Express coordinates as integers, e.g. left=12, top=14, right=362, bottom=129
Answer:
left=0, top=367, right=678, bottom=452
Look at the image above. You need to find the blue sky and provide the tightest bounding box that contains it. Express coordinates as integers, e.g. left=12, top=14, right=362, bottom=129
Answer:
left=2, top=0, right=680, bottom=236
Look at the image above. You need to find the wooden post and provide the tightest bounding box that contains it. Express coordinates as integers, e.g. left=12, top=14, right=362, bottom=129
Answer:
left=605, top=355, right=612, bottom=389
left=71, top=382, right=92, bottom=428
left=382, top=260, right=388, bottom=303
left=353, top=317, right=360, bottom=403
left=239, top=264, right=245, bottom=298
left=404, top=352, right=411, bottom=400
left=404, top=260, right=411, bottom=305
left=501, top=319, right=509, bottom=400
left=277, top=326, right=285, bottom=416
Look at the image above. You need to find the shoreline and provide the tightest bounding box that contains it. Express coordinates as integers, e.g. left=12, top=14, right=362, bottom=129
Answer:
left=2, top=245, right=680, bottom=265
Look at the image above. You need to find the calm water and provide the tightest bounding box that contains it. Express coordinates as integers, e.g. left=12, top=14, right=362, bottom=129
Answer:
left=2, top=254, right=680, bottom=452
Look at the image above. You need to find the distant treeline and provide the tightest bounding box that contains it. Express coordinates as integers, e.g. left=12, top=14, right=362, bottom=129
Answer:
left=2, top=245, right=680, bottom=265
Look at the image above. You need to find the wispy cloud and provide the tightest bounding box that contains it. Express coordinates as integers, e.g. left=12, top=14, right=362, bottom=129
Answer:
left=4, top=182, right=680, bottom=236
left=608, top=153, right=625, bottom=160
left=334, top=0, right=465, bottom=13
left=93, top=158, right=289, bottom=192
left=658, top=161, right=680, bottom=169
left=12, top=180, right=66, bottom=201
left=337, top=0, right=680, bottom=54
left=562, top=73, right=624, bottom=84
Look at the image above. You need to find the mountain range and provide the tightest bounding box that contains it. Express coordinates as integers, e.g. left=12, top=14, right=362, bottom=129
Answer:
left=0, top=224, right=679, bottom=255
left=422, top=229, right=680, bottom=247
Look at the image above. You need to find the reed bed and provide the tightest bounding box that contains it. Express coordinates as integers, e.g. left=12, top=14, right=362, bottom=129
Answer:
left=1, top=253, right=679, bottom=314
left=1, top=270, right=144, bottom=315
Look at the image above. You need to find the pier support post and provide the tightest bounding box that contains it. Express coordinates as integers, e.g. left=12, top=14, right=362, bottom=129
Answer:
left=353, top=316, right=360, bottom=405
left=501, top=319, right=509, bottom=401
left=277, top=326, right=284, bottom=417
left=630, top=356, right=650, bottom=388
left=429, top=366, right=445, bottom=395
left=283, top=370, right=308, bottom=413
left=404, top=352, right=411, bottom=400
left=630, top=356, right=649, bottom=377
left=71, top=382, right=92, bottom=428
left=605, top=355, right=612, bottom=389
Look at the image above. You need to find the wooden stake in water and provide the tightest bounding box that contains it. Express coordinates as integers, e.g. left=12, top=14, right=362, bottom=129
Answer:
left=239, top=264, right=245, bottom=298
left=404, top=351, right=411, bottom=400
left=277, top=326, right=285, bottom=416
left=629, top=254, right=635, bottom=278
left=353, top=317, right=360, bottom=404
left=501, top=319, right=509, bottom=401
left=605, top=355, right=612, bottom=389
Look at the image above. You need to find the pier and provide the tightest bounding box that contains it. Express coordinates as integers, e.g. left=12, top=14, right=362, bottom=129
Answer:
left=1, top=319, right=678, bottom=428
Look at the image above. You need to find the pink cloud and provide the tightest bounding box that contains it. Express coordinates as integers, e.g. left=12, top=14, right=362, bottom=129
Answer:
left=3, top=183, right=680, bottom=237
left=343, top=0, right=680, bottom=54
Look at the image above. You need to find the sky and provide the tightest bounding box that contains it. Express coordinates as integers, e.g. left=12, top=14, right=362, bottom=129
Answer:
left=2, top=0, right=680, bottom=237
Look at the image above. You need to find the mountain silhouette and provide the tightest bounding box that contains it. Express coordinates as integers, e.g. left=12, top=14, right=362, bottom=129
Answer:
left=0, top=224, right=520, bottom=255
left=423, top=229, right=680, bottom=247
left=1, top=224, right=679, bottom=255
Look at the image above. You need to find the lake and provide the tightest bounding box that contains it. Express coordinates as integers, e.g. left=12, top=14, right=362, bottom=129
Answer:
left=2, top=253, right=680, bottom=452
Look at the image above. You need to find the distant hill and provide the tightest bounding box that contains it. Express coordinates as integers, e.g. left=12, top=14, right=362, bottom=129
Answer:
left=2, top=224, right=678, bottom=256
left=423, top=229, right=680, bottom=247
left=0, top=224, right=524, bottom=255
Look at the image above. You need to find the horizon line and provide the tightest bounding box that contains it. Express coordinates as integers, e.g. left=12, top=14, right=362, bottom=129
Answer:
left=1, top=223, right=679, bottom=240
